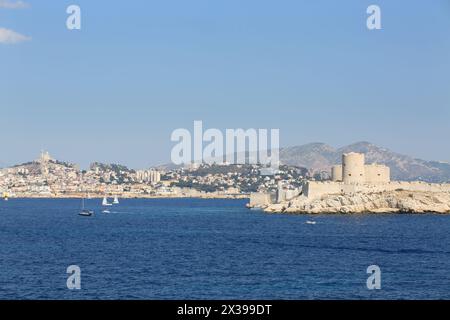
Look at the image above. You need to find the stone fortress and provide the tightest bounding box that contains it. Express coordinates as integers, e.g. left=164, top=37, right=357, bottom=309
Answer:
left=330, top=152, right=390, bottom=184
left=250, top=152, right=450, bottom=213
left=303, top=152, right=450, bottom=199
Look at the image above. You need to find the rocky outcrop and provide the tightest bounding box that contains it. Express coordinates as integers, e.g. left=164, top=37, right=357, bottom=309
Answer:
left=260, top=190, right=450, bottom=214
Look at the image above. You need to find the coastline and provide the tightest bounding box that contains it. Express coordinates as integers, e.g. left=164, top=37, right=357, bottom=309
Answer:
left=3, top=194, right=250, bottom=200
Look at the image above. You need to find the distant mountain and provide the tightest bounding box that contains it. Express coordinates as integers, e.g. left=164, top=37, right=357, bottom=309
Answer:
left=280, top=141, right=450, bottom=183
left=279, top=143, right=336, bottom=172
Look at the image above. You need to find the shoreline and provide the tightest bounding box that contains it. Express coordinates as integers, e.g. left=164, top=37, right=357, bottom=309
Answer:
left=3, top=194, right=250, bottom=200
left=250, top=190, right=450, bottom=214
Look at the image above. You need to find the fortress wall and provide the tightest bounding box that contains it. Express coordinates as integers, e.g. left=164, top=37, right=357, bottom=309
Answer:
left=301, top=151, right=450, bottom=200
left=331, top=165, right=342, bottom=181
left=383, top=166, right=390, bottom=183
left=285, top=189, right=301, bottom=201
left=250, top=192, right=273, bottom=207
left=303, top=181, right=347, bottom=199
left=365, top=164, right=390, bottom=183
left=303, top=181, right=450, bottom=200
left=277, top=189, right=301, bottom=203
left=387, top=181, right=450, bottom=193
left=342, top=153, right=365, bottom=184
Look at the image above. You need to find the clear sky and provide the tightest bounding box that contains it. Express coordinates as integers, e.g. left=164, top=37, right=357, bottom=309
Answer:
left=1, top=0, right=449, bottom=168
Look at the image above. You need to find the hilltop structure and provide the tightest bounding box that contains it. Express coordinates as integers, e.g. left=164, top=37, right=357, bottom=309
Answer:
left=38, top=150, right=53, bottom=176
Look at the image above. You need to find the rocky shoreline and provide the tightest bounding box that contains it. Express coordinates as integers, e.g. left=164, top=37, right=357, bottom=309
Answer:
left=253, top=190, right=450, bottom=214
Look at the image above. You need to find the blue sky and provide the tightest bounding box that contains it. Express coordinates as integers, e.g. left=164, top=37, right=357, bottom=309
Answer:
left=1, top=0, right=449, bottom=168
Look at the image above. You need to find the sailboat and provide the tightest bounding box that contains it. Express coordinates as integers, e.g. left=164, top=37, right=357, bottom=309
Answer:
left=79, top=197, right=94, bottom=216
left=113, top=196, right=119, bottom=204
left=3, top=192, right=9, bottom=201
left=102, top=197, right=112, bottom=206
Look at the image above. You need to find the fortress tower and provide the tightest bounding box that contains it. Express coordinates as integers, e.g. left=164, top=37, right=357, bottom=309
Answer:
left=300, top=153, right=392, bottom=199
left=342, top=152, right=365, bottom=184
left=365, top=164, right=390, bottom=183
left=331, top=152, right=390, bottom=184
left=331, top=165, right=342, bottom=182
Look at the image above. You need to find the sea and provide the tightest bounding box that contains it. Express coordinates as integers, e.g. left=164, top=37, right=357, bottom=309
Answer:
left=1, top=198, right=450, bottom=300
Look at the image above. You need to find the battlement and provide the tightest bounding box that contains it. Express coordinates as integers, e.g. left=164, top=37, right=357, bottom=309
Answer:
left=303, top=180, right=450, bottom=199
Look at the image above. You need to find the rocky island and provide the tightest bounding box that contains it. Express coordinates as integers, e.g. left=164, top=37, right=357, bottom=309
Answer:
left=249, top=152, right=450, bottom=214
left=264, top=189, right=450, bottom=214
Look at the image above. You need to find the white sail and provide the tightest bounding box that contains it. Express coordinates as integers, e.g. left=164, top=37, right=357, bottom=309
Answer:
left=102, top=197, right=112, bottom=206
left=113, top=196, right=119, bottom=204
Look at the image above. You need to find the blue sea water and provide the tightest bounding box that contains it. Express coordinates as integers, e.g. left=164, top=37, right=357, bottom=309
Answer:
left=1, top=198, right=450, bottom=300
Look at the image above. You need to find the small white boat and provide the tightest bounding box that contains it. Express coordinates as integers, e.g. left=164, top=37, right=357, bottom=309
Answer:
left=113, top=196, right=119, bottom=204
left=306, top=220, right=317, bottom=225
left=102, top=209, right=110, bottom=214
left=102, top=197, right=112, bottom=206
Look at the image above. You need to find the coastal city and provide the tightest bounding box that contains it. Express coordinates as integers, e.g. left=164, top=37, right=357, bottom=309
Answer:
left=0, top=151, right=308, bottom=200
left=2, top=0, right=450, bottom=304
left=2, top=150, right=450, bottom=214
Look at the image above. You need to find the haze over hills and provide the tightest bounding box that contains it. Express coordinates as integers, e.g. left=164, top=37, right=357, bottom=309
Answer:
left=280, top=141, right=450, bottom=183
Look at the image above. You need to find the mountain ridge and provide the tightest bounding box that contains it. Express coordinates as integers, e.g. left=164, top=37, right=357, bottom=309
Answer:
left=157, top=141, right=450, bottom=183
left=279, top=141, right=450, bottom=183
